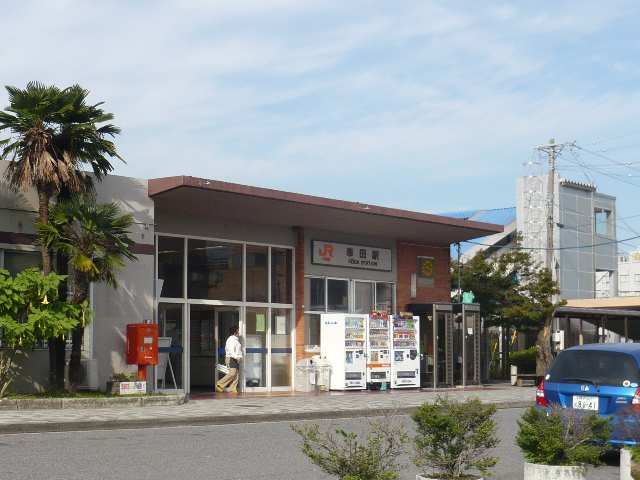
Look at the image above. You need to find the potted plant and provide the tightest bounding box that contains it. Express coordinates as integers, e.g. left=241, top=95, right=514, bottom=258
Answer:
left=106, top=372, right=137, bottom=395
left=291, top=415, right=408, bottom=480
left=516, top=405, right=611, bottom=480
left=412, top=397, right=499, bottom=479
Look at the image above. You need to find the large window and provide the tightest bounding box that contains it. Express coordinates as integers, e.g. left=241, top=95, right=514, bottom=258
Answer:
left=271, top=248, right=292, bottom=304
left=303, top=276, right=395, bottom=349
left=327, top=279, right=349, bottom=312
left=354, top=281, right=373, bottom=314
left=157, top=236, right=184, bottom=298
left=595, top=208, right=612, bottom=236
left=0, top=249, right=41, bottom=277
left=187, top=239, right=243, bottom=301
left=246, top=245, right=268, bottom=302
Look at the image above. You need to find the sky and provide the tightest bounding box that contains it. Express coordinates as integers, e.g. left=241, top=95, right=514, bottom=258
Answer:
left=2, top=1, right=640, bottom=249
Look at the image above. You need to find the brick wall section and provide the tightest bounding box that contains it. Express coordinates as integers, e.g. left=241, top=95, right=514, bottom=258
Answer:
left=294, top=227, right=308, bottom=361
left=396, top=241, right=451, bottom=310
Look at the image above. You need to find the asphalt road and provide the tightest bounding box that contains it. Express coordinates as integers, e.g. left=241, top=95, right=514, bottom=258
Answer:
left=0, top=408, right=619, bottom=480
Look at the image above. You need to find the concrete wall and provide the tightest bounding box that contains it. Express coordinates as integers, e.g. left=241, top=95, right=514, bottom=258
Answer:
left=0, top=161, right=154, bottom=392
left=155, top=209, right=296, bottom=247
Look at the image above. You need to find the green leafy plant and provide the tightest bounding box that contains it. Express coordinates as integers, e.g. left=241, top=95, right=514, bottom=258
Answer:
left=516, top=405, right=610, bottom=466
left=292, top=416, right=408, bottom=480
left=0, top=268, right=87, bottom=396
left=38, top=195, right=136, bottom=391
left=412, top=397, right=498, bottom=479
left=110, top=372, right=136, bottom=382
left=509, top=347, right=537, bottom=373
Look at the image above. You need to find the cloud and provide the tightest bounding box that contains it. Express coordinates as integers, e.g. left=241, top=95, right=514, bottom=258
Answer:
left=1, top=0, right=640, bottom=219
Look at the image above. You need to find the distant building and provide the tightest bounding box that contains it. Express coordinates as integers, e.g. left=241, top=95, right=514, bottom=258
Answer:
left=618, top=251, right=640, bottom=296
left=517, top=175, right=617, bottom=300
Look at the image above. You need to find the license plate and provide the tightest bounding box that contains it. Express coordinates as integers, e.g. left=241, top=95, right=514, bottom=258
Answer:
left=572, top=395, right=599, bottom=411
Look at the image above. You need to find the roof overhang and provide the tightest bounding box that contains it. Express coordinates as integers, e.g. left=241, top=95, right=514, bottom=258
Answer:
left=564, top=297, right=640, bottom=310
left=149, top=176, right=503, bottom=244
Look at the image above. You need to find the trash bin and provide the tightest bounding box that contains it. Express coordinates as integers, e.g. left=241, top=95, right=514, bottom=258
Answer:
left=295, top=358, right=316, bottom=392
left=314, top=358, right=331, bottom=392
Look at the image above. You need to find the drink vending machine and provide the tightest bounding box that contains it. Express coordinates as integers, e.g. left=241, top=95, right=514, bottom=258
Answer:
left=390, top=313, right=420, bottom=388
left=366, top=310, right=391, bottom=385
left=320, top=313, right=367, bottom=390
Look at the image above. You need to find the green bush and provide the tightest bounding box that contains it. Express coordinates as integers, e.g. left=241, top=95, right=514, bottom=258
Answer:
left=509, top=346, right=537, bottom=373
left=292, top=417, right=408, bottom=480
left=516, top=406, right=611, bottom=466
left=412, top=397, right=499, bottom=479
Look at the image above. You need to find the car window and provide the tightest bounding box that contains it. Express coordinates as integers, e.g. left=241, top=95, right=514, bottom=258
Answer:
left=548, top=350, right=640, bottom=386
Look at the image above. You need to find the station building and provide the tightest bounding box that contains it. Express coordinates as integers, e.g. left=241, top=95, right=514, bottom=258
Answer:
left=0, top=162, right=502, bottom=394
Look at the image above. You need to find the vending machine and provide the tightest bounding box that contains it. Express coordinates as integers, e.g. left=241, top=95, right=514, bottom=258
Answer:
left=366, top=311, right=391, bottom=385
left=320, top=313, right=367, bottom=390
left=390, top=313, right=420, bottom=388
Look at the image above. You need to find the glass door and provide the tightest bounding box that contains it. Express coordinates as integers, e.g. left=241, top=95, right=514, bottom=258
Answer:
left=245, top=307, right=268, bottom=390
left=215, top=308, right=240, bottom=388
left=271, top=309, right=292, bottom=389
left=189, top=305, right=216, bottom=392
left=157, top=303, right=184, bottom=391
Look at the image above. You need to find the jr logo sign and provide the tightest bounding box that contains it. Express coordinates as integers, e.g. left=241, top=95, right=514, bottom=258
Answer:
left=318, top=243, right=334, bottom=262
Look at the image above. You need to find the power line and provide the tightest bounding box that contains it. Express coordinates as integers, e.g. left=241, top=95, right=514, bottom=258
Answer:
left=463, top=234, right=640, bottom=251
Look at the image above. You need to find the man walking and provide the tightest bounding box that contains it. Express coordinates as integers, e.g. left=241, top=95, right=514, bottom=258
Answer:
left=216, top=326, right=242, bottom=393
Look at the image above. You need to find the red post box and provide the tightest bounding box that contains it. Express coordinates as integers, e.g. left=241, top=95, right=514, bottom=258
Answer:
left=126, top=323, right=159, bottom=381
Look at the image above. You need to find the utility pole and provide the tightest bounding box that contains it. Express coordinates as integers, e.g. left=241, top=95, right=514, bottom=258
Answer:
left=535, top=139, right=574, bottom=274
left=456, top=242, right=462, bottom=303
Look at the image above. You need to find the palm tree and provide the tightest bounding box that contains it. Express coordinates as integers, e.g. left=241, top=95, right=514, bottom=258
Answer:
left=0, top=81, right=122, bottom=389
left=38, top=196, right=136, bottom=391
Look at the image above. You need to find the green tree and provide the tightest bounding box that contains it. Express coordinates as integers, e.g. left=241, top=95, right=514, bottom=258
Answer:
left=517, top=406, right=610, bottom=466
left=0, top=81, right=122, bottom=389
left=292, top=417, right=408, bottom=480
left=453, top=243, right=563, bottom=375
left=0, top=268, right=86, bottom=396
left=412, top=397, right=499, bottom=479
left=37, top=196, right=136, bottom=391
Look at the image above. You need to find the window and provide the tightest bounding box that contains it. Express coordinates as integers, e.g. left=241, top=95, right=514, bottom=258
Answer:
left=0, top=249, right=41, bottom=276
left=354, top=281, right=373, bottom=314
left=271, top=308, right=291, bottom=387
left=327, top=279, right=349, bottom=312
left=305, top=277, right=325, bottom=312
left=187, top=240, right=242, bottom=301
left=157, top=236, right=184, bottom=298
left=594, top=208, right=612, bottom=236
left=246, top=245, right=268, bottom=302
left=304, top=313, right=321, bottom=348
left=376, top=282, right=394, bottom=313
left=271, top=248, right=292, bottom=304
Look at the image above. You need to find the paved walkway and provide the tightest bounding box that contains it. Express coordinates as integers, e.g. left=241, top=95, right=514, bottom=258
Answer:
left=0, top=385, right=534, bottom=434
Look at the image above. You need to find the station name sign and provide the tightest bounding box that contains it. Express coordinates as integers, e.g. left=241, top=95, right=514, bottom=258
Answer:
left=312, top=240, right=392, bottom=271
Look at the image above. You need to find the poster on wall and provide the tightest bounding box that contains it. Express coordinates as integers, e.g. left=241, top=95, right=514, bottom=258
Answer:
left=312, top=240, right=392, bottom=271
left=417, top=256, right=434, bottom=287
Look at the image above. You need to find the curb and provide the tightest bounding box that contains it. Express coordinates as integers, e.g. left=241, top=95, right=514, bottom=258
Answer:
left=0, top=395, right=186, bottom=411
left=0, top=400, right=532, bottom=435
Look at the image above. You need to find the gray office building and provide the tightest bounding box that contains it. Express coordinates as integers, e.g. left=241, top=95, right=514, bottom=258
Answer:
left=517, top=175, right=617, bottom=300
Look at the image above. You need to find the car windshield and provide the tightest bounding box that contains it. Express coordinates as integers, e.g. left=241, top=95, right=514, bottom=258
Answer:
left=548, top=350, right=640, bottom=387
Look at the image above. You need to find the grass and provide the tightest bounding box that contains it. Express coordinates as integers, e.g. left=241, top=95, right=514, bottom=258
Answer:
left=3, top=391, right=164, bottom=399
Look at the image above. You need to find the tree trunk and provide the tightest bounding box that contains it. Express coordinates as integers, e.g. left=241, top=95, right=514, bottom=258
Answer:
left=38, top=190, right=52, bottom=275
left=536, top=318, right=554, bottom=376
left=68, top=270, right=89, bottom=392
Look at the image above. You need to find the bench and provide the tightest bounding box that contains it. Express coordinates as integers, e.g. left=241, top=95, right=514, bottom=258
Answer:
left=515, top=373, right=537, bottom=387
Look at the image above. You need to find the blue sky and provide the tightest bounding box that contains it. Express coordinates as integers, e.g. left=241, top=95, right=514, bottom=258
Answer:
left=2, top=1, right=640, bottom=248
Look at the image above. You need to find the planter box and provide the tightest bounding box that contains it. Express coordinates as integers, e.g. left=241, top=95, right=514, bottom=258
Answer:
left=621, top=448, right=640, bottom=480
left=417, top=476, right=482, bottom=480
left=523, top=462, right=585, bottom=480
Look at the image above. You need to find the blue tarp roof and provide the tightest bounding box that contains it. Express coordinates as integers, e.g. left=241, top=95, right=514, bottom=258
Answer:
left=439, top=207, right=516, bottom=226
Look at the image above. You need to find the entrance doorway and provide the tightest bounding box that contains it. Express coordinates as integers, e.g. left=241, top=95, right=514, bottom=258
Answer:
left=189, top=305, right=240, bottom=393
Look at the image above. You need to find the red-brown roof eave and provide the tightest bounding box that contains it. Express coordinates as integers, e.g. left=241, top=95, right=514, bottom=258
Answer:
left=148, top=175, right=504, bottom=235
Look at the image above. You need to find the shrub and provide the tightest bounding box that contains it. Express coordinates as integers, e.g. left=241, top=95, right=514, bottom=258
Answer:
left=412, top=397, right=499, bottom=479
left=292, top=416, right=408, bottom=480
left=509, top=346, right=537, bottom=373
left=0, top=268, right=87, bottom=396
left=516, top=405, right=610, bottom=466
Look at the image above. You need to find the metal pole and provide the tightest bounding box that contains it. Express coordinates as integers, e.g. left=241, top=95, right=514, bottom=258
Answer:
left=457, top=242, right=462, bottom=303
